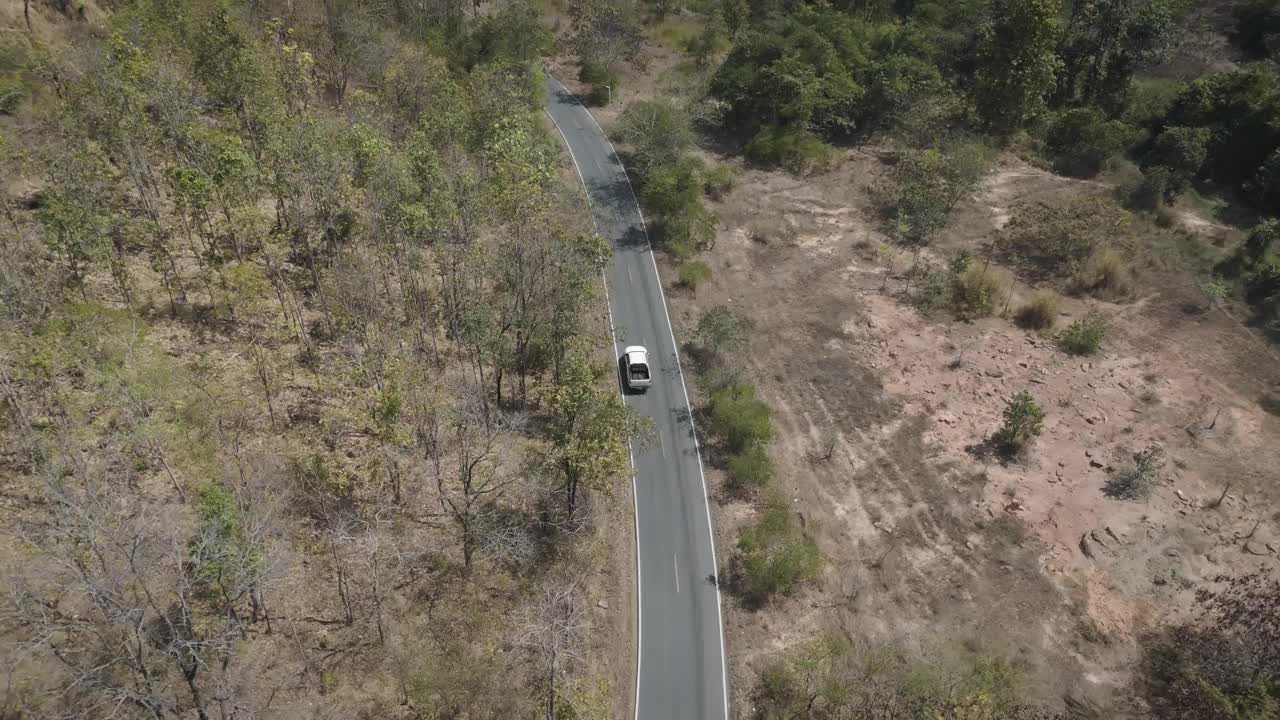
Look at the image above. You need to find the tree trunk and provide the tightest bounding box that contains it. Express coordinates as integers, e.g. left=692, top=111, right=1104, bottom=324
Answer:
left=183, top=663, right=210, bottom=720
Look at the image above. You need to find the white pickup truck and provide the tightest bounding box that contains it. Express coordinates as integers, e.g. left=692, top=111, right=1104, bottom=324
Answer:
left=621, top=346, right=652, bottom=392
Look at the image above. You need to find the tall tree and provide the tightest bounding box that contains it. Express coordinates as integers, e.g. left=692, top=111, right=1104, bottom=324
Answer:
left=1054, top=0, right=1184, bottom=110
left=567, top=0, right=646, bottom=74
left=974, top=0, right=1062, bottom=132
left=540, top=351, right=648, bottom=521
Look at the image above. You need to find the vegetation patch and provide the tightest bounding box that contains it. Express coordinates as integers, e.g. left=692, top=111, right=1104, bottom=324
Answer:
left=1060, top=312, right=1110, bottom=355
left=1015, top=289, right=1062, bottom=330
left=993, top=390, right=1045, bottom=455
left=733, top=497, right=822, bottom=606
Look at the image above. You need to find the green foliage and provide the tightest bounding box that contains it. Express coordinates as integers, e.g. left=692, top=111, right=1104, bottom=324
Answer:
left=1248, top=148, right=1280, bottom=213
left=1130, top=165, right=1174, bottom=210
left=735, top=497, right=821, bottom=605
left=685, top=23, right=727, bottom=67
left=579, top=62, right=619, bottom=106
left=1161, top=69, right=1280, bottom=189
left=1105, top=445, right=1165, bottom=499
left=0, top=43, right=27, bottom=116
left=1232, top=0, right=1280, bottom=58
left=744, top=126, right=835, bottom=175
left=618, top=97, right=694, bottom=172
left=1016, top=289, right=1062, bottom=330
left=0, top=66, right=23, bottom=114
left=696, top=304, right=753, bottom=359
left=727, top=445, right=774, bottom=491
left=542, top=351, right=651, bottom=517
left=974, top=0, right=1062, bottom=131
left=1045, top=108, right=1139, bottom=178
left=1245, top=219, right=1280, bottom=266
left=191, top=481, right=262, bottom=595
left=710, top=5, right=944, bottom=140
left=1245, top=260, right=1280, bottom=326
left=994, top=390, right=1045, bottom=452
left=641, top=156, right=718, bottom=256
left=460, top=0, right=554, bottom=68
left=710, top=383, right=771, bottom=453
left=756, top=638, right=1039, bottom=720
left=1139, top=570, right=1280, bottom=720
left=1141, top=626, right=1280, bottom=720
left=1055, top=0, right=1185, bottom=110
left=1145, top=125, right=1210, bottom=197
left=568, top=0, right=645, bottom=74
left=1060, top=312, right=1109, bottom=355
left=701, top=162, right=739, bottom=200
left=893, top=143, right=995, bottom=242
left=1123, top=78, right=1186, bottom=127
left=677, top=259, right=712, bottom=289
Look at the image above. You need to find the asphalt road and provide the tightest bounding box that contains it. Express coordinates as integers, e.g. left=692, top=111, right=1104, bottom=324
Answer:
left=544, top=75, right=729, bottom=720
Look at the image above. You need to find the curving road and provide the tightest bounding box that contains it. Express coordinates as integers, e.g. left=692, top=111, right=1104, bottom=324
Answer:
left=543, top=74, right=729, bottom=720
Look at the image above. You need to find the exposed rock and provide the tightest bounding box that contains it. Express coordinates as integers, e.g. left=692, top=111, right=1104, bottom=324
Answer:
left=597, top=599, right=609, bottom=610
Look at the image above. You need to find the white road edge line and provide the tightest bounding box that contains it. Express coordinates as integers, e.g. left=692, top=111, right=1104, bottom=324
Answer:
left=544, top=105, right=645, bottom=720
left=547, top=73, right=731, bottom=720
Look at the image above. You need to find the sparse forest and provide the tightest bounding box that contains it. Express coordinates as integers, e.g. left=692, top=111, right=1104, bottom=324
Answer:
left=0, top=0, right=636, bottom=717
left=6, top=0, right=1280, bottom=717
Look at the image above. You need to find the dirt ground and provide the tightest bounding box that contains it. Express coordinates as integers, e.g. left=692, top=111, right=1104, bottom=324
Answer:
left=658, top=153, right=1280, bottom=716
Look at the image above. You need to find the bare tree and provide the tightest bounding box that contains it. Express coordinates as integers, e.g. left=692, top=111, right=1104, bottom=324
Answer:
left=516, top=577, right=587, bottom=720
left=434, top=382, right=526, bottom=569
left=5, top=446, right=278, bottom=720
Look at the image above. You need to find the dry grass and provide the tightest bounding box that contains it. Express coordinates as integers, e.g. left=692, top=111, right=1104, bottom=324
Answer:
left=951, top=264, right=1014, bottom=319
left=1071, top=246, right=1135, bottom=298
left=1015, top=290, right=1062, bottom=330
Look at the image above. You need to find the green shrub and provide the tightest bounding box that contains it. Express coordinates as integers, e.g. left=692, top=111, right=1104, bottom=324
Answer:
left=1060, top=312, right=1109, bottom=355
left=1248, top=147, right=1280, bottom=210
left=1145, top=126, right=1210, bottom=196
left=949, top=262, right=1013, bottom=319
left=735, top=498, right=821, bottom=605
left=994, top=390, right=1044, bottom=453
left=1045, top=108, right=1139, bottom=178
left=578, top=62, right=618, bottom=106
left=1015, top=290, right=1061, bottom=330
left=617, top=97, right=693, bottom=172
left=709, top=383, right=771, bottom=453
left=1232, top=0, right=1280, bottom=58
left=696, top=305, right=753, bottom=358
left=677, top=259, right=711, bottom=289
left=758, top=639, right=1032, bottom=719
left=701, top=163, right=739, bottom=200
left=894, top=144, right=995, bottom=243
left=745, top=126, right=835, bottom=175
left=727, top=445, right=774, bottom=490
left=685, top=24, right=726, bottom=67
left=642, top=157, right=718, bottom=256
left=0, top=77, right=23, bottom=116
left=1130, top=165, right=1173, bottom=209
left=1245, top=261, right=1280, bottom=323
left=1122, top=78, right=1185, bottom=127
left=1244, top=218, right=1280, bottom=265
